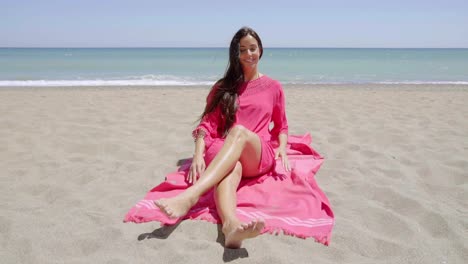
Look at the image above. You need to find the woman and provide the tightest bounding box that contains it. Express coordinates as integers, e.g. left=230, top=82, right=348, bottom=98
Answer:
left=154, top=27, right=290, bottom=248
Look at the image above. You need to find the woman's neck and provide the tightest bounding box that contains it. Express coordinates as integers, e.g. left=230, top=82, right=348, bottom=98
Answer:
left=243, top=70, right=260, bottom=82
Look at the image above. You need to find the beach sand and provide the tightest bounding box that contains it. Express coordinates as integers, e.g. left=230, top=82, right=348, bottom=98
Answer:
left=0, top=85, right=467, bottom=263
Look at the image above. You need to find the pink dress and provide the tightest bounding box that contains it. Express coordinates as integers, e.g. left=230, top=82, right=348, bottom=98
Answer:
left=192, top=75, right=289, bottom=175
left=124, top=77, right=334, bottom=244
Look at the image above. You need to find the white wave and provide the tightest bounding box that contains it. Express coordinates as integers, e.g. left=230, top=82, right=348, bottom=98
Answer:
left=1, top=79, right=467, bottom=87
left=376, top=81, right=468, bottom=85
left=282, top=80, right=468, bottom=85
left=0, top=79, right=214, bottom=87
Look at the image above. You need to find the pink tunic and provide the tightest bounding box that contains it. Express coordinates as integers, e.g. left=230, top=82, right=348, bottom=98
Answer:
left=192, top=75, right=288, bottom=174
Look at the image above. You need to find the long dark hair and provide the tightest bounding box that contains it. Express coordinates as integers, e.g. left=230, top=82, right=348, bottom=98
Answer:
left=200, top=27, right=263, bottom=136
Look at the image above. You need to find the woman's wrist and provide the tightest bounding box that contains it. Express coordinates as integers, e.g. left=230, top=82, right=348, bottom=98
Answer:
left=278, top=133, right=288, bottom=148
left=193, top=145, right=204, bottom=158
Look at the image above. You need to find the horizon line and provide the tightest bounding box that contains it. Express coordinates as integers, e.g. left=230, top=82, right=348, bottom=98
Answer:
left=1, top=46, right=468, bottom=49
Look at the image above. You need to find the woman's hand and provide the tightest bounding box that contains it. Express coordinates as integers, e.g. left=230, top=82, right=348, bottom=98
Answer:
left=188, top=154, right=205, bottom=184
left=275, top=147, right=291, bottom=172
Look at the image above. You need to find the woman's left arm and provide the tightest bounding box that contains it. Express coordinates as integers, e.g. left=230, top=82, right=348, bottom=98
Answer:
left=275, top=133, right=290, bottom=171
left=272, top=82, right=290, bottom=171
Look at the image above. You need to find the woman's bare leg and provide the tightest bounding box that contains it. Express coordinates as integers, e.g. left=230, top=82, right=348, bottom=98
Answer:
left=214, top=161, right=264, bottom=248
left=155, top=125, right=263, bottom=218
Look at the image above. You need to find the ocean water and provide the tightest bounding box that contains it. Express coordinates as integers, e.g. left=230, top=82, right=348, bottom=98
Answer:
left=0, top=48, right=467, bottom=86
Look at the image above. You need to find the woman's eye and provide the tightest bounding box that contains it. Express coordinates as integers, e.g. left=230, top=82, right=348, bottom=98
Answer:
left=240, top=48, right=256, bottom=53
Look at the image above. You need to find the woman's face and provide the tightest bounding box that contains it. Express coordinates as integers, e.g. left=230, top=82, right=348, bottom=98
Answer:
left=238, top=34, right=261, bottom=71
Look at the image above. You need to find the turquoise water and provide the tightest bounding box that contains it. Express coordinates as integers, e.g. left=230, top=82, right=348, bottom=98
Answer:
left=1, top=48, right=467, bottom=86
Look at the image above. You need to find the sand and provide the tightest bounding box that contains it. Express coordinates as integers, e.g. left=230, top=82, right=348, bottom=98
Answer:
left=0, top=85, right=467, bottom=263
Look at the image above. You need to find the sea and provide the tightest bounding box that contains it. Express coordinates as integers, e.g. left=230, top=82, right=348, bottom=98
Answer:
left=1, top=48, right=467, bottom=86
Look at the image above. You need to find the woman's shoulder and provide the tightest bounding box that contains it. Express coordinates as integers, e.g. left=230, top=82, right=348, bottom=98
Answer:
left=260, top=75, right=283, bottom=93
left=261, top=76, right=285, bottom=101
left=214, top=79, right=224, bottom=88
left=260, top=74, right=282, bottom=87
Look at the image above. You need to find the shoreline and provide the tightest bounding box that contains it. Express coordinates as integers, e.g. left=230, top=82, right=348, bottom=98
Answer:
left=1, top=83, right=468, bottom=90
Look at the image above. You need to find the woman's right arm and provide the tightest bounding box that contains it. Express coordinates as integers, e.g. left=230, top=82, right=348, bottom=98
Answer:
left=193, top=133, right=206, bottom=158
left=188, top=133, right=206, bottom=184
left=188, top=85, right=219, bottom=184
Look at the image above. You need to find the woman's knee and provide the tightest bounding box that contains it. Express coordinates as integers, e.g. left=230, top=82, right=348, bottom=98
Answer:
left=227, top=125, right=249, bottom=143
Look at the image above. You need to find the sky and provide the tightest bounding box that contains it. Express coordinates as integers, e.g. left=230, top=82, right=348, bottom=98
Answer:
left=1, top=0, right=467, bottom=48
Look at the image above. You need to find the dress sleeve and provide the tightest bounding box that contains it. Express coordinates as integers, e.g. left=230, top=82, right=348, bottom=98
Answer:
left=192, top=86, right=221, bottom=147
left=270, top=82, right=289, bottom=139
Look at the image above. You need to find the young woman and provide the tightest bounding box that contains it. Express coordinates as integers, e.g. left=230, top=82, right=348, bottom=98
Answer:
left=154, top=27, right=290, bottom=248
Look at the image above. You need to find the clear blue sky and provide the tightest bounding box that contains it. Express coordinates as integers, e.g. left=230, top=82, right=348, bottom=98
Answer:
left=1, top=0, right=467, bottom=48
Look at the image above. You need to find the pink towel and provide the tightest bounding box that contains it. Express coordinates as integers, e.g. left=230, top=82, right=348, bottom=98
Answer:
left=123, top=134, right=334, bottom=245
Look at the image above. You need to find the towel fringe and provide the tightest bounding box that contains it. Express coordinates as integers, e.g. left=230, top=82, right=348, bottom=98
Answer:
left=125, top=212, right=331, bottom=246
left=262, top=225, right=331, bottom=245
left=188, top=214, right=219, bottom=225
left=184, top=216, right=332, bottom=246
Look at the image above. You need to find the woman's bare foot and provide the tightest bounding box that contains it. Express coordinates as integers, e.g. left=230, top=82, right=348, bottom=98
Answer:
left=222, top=219, right=265, bottom=248
left=154, top=193, right=198, bottom=219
